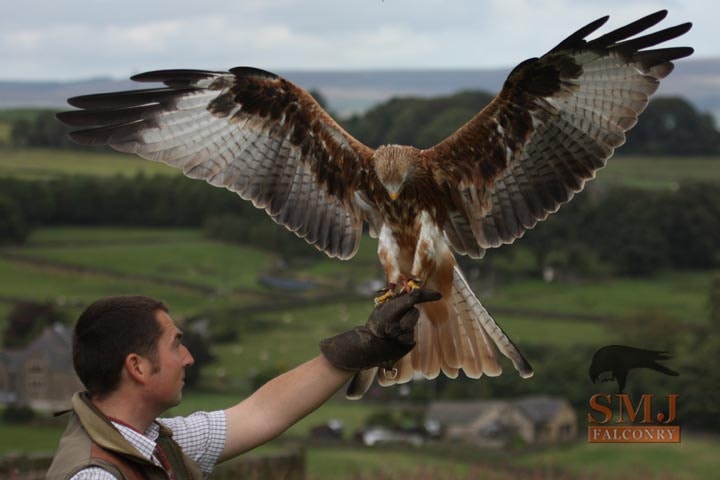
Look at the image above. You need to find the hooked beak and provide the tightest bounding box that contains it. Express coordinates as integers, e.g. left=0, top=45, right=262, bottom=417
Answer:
left=389, top=192, right=399, bottom=201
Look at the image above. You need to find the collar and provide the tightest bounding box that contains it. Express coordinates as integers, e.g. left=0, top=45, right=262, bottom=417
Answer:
left=108, top=416, right=162, bottom=463
left=71, top=392, right=173, bottom=463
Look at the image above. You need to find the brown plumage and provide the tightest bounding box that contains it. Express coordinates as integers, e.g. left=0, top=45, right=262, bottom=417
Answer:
left=57, top=10, right=693, bottom=399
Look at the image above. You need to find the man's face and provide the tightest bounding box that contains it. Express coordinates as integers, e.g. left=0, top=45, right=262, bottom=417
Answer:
left=147, top=310, right=194, bottom=409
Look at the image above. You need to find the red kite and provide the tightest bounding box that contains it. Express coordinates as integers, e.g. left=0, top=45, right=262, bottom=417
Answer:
left=58, top=10, right=692, bottom=398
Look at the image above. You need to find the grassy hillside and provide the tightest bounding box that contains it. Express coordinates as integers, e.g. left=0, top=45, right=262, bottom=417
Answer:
left=1, top=143, right=718, bottom=479
left=0, top=122, right=10, bottom=145
left=597, top=155, right=720, bottom=189
left=518, top=436, right=720, bottom=480
left=1, top=148, right=720, bottom=187
left=0, top=109, right=54, bottom=144
left=485, top=271, right=711, bottom=323
left=1, top=226, right=718, bottom=479
left=9, top=240, right=277, bottom=292
left=4, top=390, right=718, bottom=480
left=0, top=148, right=177, bottom=179
left=2, top=226, right=714, bottom=383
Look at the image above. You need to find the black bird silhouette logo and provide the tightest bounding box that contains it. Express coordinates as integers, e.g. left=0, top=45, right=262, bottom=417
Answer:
left=589, top=345, right=679, bottom=393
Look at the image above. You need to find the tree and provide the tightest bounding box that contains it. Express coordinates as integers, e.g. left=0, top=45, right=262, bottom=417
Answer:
left=340, top=90, right=494, bottom=148
left=2, top=302, right=69, bottom=349
left=10, top=110, right=76, bottom=149
left=181, top=330, right=216, bottom=388
left=623, top=97, right=720, bottom=155
left=0, top=195, right=28, bottom=245
left=9, top=118, right=32, bottom=147
left=709, top=275, right=720, bottom=331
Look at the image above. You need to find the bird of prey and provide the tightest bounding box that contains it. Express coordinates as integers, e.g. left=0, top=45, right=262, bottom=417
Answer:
left=57, top=10, right=692, bottom=399
left=589, top=345, right=679, bottom=393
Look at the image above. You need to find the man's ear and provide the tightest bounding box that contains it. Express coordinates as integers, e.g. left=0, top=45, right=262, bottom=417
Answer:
left=125, top=353, right=150, bottom=384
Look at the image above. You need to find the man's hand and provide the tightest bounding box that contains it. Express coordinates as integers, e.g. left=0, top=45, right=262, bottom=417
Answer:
left=319, top=289, right=442, bottom=371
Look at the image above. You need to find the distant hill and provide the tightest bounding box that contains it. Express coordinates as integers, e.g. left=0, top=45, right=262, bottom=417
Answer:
left=1, top=58, right=719, bottom=119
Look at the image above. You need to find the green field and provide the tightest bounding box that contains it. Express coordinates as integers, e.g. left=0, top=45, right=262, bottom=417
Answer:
left=0, top=109, right=55, bottom=123
left=306, top=446, right=476, bottom=479
left=0, top=422, right=66, bottom=455
left=519, top=436, right=720, bottom=480
left=0, top=148, right=178, bottom=179
left=0, top=255, right=231, bottom=317
left=4, top=391, right=718, bottom=480
left=3, top=416, right=717, bottom=480
left=27, top=226, right=202, bottom=246
left=485, top=271, right=712, bottom=323
left=1, top=148, right=720, bottom=187
left=3, top=224, right=715, bottom=427
left=0, top=122, right=10, bottom=145
left=598, top=155, right=720, bottom=189
left=0, top=226, right=626, bottom=382
left=9, top=240, right=277, bottom=293
left=2, top=144, right=719, bottom=479
left=2, top=226, right=713, bottom=376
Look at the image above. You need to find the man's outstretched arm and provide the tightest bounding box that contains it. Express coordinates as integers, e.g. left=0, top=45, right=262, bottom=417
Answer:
left=220, top=355, right=350, bottom=461
left=218, top=288, right=441, bottom=461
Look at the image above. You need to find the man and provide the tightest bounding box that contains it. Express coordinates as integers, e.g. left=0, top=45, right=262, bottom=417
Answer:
left=47, top=289, right=440, bottom=479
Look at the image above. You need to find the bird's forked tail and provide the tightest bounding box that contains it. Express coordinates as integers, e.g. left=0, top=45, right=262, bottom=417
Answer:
left=347, top=266, right=533, bottom=398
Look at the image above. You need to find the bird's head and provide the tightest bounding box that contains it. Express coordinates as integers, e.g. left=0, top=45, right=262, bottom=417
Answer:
left=588, top=367, right=599, bottom=384
left=372, top=145, right=419, bottom=201
left=588, top=363, right=612, bottom=384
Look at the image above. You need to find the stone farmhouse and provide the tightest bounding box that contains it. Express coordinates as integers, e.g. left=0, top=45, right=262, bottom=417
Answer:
left=0, top=323, right=82, bottom=411
left=426, top=395, right=577, bottom=447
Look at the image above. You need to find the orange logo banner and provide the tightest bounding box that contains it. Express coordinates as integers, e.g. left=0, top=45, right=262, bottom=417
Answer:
left=588, top=425, right=680, bottom=443
left=587, top=394, right=680, bottom=443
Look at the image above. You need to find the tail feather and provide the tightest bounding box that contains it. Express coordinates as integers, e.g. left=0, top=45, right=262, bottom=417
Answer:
left=452, top=266, right=534, bottom=379
left=396, top=353, right=415, bottom=383
left=346, top=367, right=377, bottom=400
left=466, top=306, right=502, bottom=376
left=454, top=281, right=501, bottom=377
left=438, top=309, right=462, bottom=369
left=414, top=308, right=442, bottom=379
left=365, top=265, right=533, bottom=398
left=441, top=363, right=460, bottom=379
left=453, top=302, right=484, bottom=378
left=649, top=362, right=679, bottom=377
left=377, top=353, right=414, bottom=386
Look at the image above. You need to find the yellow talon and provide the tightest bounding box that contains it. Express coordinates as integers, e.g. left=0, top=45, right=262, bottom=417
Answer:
left=374, top=288, right=395, bottom=305
left=383, top=367, right=398, bottom=380
left=404, top=278, right=422, bottom=293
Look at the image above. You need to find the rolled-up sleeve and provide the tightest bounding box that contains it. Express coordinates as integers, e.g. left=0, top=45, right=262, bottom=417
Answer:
left=158, top=410, right=227, bottom=477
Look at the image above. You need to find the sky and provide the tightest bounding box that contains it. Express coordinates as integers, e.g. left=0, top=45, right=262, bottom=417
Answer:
left=1, top=0, right=714, bottom=82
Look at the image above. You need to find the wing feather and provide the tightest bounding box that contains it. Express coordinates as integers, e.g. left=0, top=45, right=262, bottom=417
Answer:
left=57, top=68, right=378, bottom=259
left=423, top=11, right=692, bottom=252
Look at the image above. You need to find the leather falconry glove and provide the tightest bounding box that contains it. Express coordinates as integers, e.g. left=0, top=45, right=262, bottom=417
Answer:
left=320, top=288, right=442, bottom=371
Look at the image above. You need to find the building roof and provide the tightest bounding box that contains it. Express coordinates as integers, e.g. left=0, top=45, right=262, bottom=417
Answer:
left=426, top=400, right=507, bottom=426
left=512, top=395, right=569, bottom=425
left=0, top=323, right=74, bottom=373
left=427, top=395, right=571, bottom=427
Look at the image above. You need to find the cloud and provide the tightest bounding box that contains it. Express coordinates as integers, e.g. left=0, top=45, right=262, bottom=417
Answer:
left=0, top=0, right=713, bottom=80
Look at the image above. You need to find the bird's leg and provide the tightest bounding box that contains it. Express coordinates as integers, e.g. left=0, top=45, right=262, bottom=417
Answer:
left=402, top=277, right=423, bottom=293
left=404, top=211, right=437, bottom=293
left=375, top=224, right=403, bottom=305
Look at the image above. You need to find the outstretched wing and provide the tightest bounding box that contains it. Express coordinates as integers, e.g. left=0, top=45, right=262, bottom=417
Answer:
left=57, top=67, right=376, bottom=259
left=425, top=10, right=693, bottom=258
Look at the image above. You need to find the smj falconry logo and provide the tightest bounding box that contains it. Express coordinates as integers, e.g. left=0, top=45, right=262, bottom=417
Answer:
left=587, top=345, right=680, bottom=443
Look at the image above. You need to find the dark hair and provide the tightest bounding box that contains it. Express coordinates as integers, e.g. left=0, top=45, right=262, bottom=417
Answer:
left=73, top=295, right=168, bottom=396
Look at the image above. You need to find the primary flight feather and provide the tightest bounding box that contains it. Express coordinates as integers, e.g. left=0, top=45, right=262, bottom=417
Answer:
left=57, top=10, right=693, bottom=398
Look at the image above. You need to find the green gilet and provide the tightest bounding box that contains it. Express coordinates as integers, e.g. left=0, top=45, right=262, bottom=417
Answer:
left=46, top=392, right=206, bottom=480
